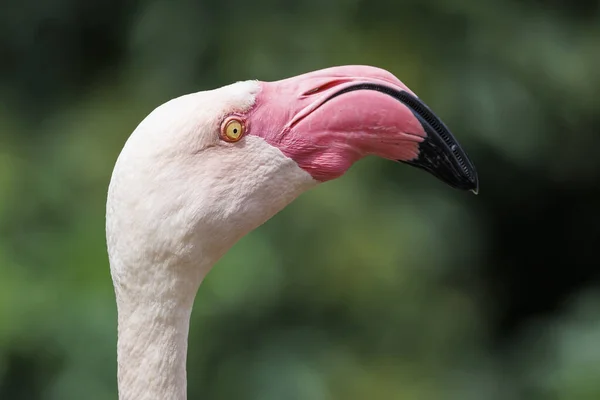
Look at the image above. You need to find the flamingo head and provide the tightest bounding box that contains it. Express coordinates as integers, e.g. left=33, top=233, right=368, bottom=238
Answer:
left=107, top=65, right=478, bottom=281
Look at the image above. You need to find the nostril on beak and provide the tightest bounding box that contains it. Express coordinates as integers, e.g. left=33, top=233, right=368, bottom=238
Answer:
left=301, top=79, right=350, bottom=97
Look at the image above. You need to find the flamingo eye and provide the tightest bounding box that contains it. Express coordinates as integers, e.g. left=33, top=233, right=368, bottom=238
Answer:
left=221, top=117, right=245, bottom=142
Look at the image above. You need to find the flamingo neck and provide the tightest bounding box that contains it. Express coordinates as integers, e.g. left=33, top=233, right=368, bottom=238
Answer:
left=113, top=257, right=209, bottom=400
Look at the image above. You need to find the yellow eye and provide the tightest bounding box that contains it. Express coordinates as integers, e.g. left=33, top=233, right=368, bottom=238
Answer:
left=221, top=117, right=245, bottom=142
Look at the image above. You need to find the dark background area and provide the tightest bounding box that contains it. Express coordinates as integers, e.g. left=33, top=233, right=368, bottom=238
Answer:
left=0, top=0, right=599, bottom=398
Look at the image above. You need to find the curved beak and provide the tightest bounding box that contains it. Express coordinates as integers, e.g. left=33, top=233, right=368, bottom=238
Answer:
left=323, top=82, right=478, bottom=193
left=251, top=65, right=479, bottom=193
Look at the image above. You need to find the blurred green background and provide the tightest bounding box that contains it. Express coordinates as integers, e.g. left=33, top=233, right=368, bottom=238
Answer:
left=1, top=0, right=599, bottom=399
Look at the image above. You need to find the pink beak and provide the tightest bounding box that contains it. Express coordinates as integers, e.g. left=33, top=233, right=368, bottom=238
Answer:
left=247, top=65, right=478, bottom=193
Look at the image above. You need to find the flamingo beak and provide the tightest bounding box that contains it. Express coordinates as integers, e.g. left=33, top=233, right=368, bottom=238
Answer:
left=250, top=66, right=479, bottom=193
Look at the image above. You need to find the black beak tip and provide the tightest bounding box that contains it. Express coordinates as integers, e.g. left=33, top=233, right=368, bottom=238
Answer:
left=444, top=167, right=479, bottom=194
left=470, top=176, right=479, bottom=195
left=461, top=175, right=479, bottom=195
left=381, top=89, right=480, bottom=196
left=454, top=166, right=479, bottom=194
left=400, top=155, right=479, bottom=195
left=449, top=156, right=479, bottom=194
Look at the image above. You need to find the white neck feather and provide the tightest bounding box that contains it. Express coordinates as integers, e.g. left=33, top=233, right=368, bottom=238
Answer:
left=106, top=85, right=316, bottom=399
left=113, top=261, right=200, bottom=400
left=111, top=251, right=214, bottom=400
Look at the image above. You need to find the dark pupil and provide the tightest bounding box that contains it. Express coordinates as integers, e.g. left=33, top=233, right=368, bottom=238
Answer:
left=233, top=129, right=238, bottom=133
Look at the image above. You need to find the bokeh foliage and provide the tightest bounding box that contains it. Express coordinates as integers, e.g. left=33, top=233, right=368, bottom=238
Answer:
left=1, top=0, right=599, bottom=398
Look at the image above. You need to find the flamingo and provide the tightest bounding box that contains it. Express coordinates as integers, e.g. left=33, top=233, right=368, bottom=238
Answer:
left=106, top=65, right=478, bottom=400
